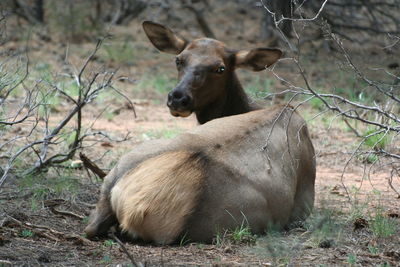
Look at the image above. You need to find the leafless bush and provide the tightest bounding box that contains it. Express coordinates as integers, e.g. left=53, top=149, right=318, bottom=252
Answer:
left=261, top=0, right=400, bottom=197
left=310, top=0, right=400, bottom=39
left=0, top=38, right=134, bottom=188
left=259, top=0, right=400, bottom=44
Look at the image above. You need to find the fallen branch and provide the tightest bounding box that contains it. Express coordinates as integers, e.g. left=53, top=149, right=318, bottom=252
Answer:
left=49, top=207, right=85, bottom=220
left=110, top=231, right=144, bottom=267
left=6, top=215, right=91, bottom=245
left=80, top=152, right=107, bottom=179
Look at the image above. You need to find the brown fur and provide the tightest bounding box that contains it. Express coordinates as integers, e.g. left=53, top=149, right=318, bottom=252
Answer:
left=110, top=151, right=206, bottom=244
left=142, top=21, right=282, bottom=124
left=84, top=22, right=315, bottom=244
left=85, top=106, right=316, bottom=244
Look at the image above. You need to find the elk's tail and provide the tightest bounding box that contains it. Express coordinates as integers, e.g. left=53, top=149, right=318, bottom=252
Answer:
left=110, top=150, right=206, bottom=244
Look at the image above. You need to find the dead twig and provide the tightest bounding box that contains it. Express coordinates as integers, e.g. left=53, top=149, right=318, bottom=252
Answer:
left=182, top=3, right=215, bottom=38
left=110, top=231, right=143, bottom=267
left=5, top=215, right=91, bottom=245
left=49, top=207, right=85, bottom=220
left=343, top=118, right=361, bottom=137
left=79, top=152, right=107, bottom=179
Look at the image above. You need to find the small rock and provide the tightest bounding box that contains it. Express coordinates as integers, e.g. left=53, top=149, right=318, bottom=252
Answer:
left=318, top=238, right=334, bottom=248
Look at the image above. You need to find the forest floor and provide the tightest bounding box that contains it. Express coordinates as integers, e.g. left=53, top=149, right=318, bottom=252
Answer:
left=1, top=2, right=400, bottom=266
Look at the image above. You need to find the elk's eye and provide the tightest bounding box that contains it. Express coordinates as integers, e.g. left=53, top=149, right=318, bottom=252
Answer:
left=175, top=58, right=183, bottom=67
left=216, top=66, right=225, bottom=74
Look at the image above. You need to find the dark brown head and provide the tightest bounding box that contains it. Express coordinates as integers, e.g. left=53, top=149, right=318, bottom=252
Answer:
left=142, top=21, right=282, bottom=120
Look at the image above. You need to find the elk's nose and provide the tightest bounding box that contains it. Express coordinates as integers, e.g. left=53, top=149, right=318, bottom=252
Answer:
left=167, top=90, right=191, bottom=109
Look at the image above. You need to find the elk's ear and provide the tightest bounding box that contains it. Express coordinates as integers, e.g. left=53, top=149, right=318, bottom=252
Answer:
left=235, top=48, right=282, bottom=71
left=142, top=21, right=187, bottom=54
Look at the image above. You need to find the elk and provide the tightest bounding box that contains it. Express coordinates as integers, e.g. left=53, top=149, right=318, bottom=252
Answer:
left=142, top=21, right=282, bottom=124
left=84, top=21, right=316, bottom=244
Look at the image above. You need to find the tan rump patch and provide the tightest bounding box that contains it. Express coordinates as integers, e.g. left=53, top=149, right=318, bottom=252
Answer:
left=111, top=151, right=205, bottom=244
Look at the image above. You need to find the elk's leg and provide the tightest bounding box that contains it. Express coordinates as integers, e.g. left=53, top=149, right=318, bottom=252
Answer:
left=84, top=195, right=117, bottom=238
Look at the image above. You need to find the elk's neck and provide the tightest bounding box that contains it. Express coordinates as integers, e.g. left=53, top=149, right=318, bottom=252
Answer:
left=195, top=73, right=260, bottom=124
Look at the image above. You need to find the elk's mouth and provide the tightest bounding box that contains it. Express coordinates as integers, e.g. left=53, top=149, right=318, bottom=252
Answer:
left=169, top=108, right=192, bottom=118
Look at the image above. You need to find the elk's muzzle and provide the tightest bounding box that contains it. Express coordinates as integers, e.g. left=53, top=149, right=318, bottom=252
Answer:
left=167, top=89, right=193, bottom=117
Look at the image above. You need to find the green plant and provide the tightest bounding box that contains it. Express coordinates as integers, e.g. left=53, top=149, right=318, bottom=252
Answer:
left=179, top=232, right=190, bottom=246
left=134, top=75, right=177, bottom=101
left=45, top=0, right=104, bottom=42
left=309, top=97, right=325, bottom=111
left=363, top=154, right=379, bottom=164
left=252, top=231, right=293, bottom=266
left=213, top=224, right=256, bottom=246
left=103, top=239, right=115, bottom=247
left=103, top=39, right=135, bottom=65
left=213, top=229, right=228, bottom=247
left=368, top=245, right=379, bottom=255
left=100, top=255, right=112, bottom=264
left=347, top=253, right=357, bottom=266
left=304, top=208, right=342, bottom=248
left=363, top=129, right=388, bottom=150
left=21, top=229, right=34, bottom=238
left=19, top=172, right=79, bottom=202
left=230, top=224, right=256, bottom=245
left=370, top=211, right=397, bottom=238
left=244, top=76, right=274, bottom=98
left=82, top=216, right=90, bottom=224
left=105, top=110, right=116, bottom=121
left=197, top=243, right=205, bottom=249
left=141, top=127, right=183, bottom=140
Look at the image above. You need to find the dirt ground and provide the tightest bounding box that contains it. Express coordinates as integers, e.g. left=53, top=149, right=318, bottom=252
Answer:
left=1, top=103, right=399, bottom=266
left=1, top=2, right=400, bottom=266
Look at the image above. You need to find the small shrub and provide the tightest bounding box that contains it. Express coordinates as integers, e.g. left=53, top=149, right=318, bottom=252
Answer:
left=363, top=129, right=388, bottom=150
left=19, top=172, right=79, bottom=201
left=21, top=229, right=34, bottom=238
left=103, top=240, right=115, bottom=247
left=244, top=76, right=273, bottom=98
left=45, top=0, right=104, bottom=42
left=103, top=39, right=136, bottom=65
left=368, top=245, right=379, bottom=255
left=213, top=224, right=256, bottom=246
left=309, top=97, right=325, bottom=111
left=347, top=253, right=357, bottom=266
left=370, top=211, right=397, bottom=238
left=100, top=255, right=112, bottom=264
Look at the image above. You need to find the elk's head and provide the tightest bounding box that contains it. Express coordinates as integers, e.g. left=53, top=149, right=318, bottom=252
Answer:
left=142, top=21, right=282, bottom=118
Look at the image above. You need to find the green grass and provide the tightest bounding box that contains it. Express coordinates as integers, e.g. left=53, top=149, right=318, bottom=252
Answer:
left=100, top=255, right=112, bottom=264
left=213, top=223, right=256, bottom=247
left=244, top=76, right=274, bottom=98
left=134, top=74, right=177, bottom=102
left=303, top=208, right=343, bottom=248
left=230, top=224, right=257, bottom=244
left=141, top=127, right=183, bottom=140
left=370, top=210, right=398, bottom=238
left=252, top=231, right=295, bottom=266
left=20, top=229, right=34, bottom=238
left=103, top=38, right=136, bottom=65
left=368, top=245, right=380, bottom=255
left=19, top=172, right=80, bottom=204
left=103, top=239, right=115, bottom=247
left=45, top=0, right=104, bottom=42
left=347, top=253, right=357, bottom=266
left=179, top=232, right=190, bottom=246
left=309, top=97, right=325, bottom=111
left=363, top=128, right=388, bottom=150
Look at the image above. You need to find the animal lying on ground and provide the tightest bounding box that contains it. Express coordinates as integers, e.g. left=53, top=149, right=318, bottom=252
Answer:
left=84, top=21, right=316, bottom=244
